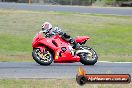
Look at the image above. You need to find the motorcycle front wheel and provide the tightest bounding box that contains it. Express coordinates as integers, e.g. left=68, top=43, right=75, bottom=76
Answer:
left=32, top=48, right=53, bottom=65
left=79, top=47, right=98, bottom=65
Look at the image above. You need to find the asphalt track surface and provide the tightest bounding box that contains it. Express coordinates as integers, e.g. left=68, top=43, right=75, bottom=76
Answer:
left=0, top=2, right=132, bottom=16
left=0, top=62, right=132, bottom=79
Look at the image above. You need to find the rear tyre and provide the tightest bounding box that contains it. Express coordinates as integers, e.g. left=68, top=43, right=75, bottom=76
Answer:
left=32, top=48, right=53, bottom=65
left=79, top=47, right=98, bottom=65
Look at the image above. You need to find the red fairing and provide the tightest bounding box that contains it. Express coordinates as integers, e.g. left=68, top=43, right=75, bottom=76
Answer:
left=32, top=33, right=89, bottom=63
left=32, top=33, right=58, bottom=52
left=75, top=36, right=90, bottom=43
left=32, top=33, right=43, bottom=47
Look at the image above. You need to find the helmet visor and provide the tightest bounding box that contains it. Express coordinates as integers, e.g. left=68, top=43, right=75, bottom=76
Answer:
left=42, top=28, right=48, bottom=33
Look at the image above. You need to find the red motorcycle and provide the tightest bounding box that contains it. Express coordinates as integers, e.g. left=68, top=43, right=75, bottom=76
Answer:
left=32, top=30, right=98, bottom=65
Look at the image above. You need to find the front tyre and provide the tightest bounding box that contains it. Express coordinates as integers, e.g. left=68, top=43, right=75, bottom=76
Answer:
left=32, top=48, right=53, bottom=65
left=79, top=47, right=98, bottom=65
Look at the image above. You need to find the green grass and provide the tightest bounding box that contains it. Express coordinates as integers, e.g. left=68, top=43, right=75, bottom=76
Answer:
left=0, top=9, right=132, bottom=62
left=0, top=79, right=131, bottom=88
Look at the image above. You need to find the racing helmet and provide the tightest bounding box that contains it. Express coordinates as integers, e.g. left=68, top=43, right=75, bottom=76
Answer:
left=42, top=22, right=52, bottom=33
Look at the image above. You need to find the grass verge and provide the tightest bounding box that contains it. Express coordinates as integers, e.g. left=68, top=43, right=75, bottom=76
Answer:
left=0, top=79, right=132, bottom=88
left=0, top=9, right=132, bottom=62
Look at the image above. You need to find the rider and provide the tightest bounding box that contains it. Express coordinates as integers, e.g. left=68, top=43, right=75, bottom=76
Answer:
left=39, top=22, right=78, bottom=49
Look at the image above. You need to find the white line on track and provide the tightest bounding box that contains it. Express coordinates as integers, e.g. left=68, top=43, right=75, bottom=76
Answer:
left=99, top=61, right=132, bottom=63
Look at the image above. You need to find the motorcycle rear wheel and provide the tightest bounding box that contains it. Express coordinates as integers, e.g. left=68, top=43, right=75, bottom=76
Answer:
left=32, top=48, right=53, bottom=65
left=79, top=47, right=98, bottom=65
